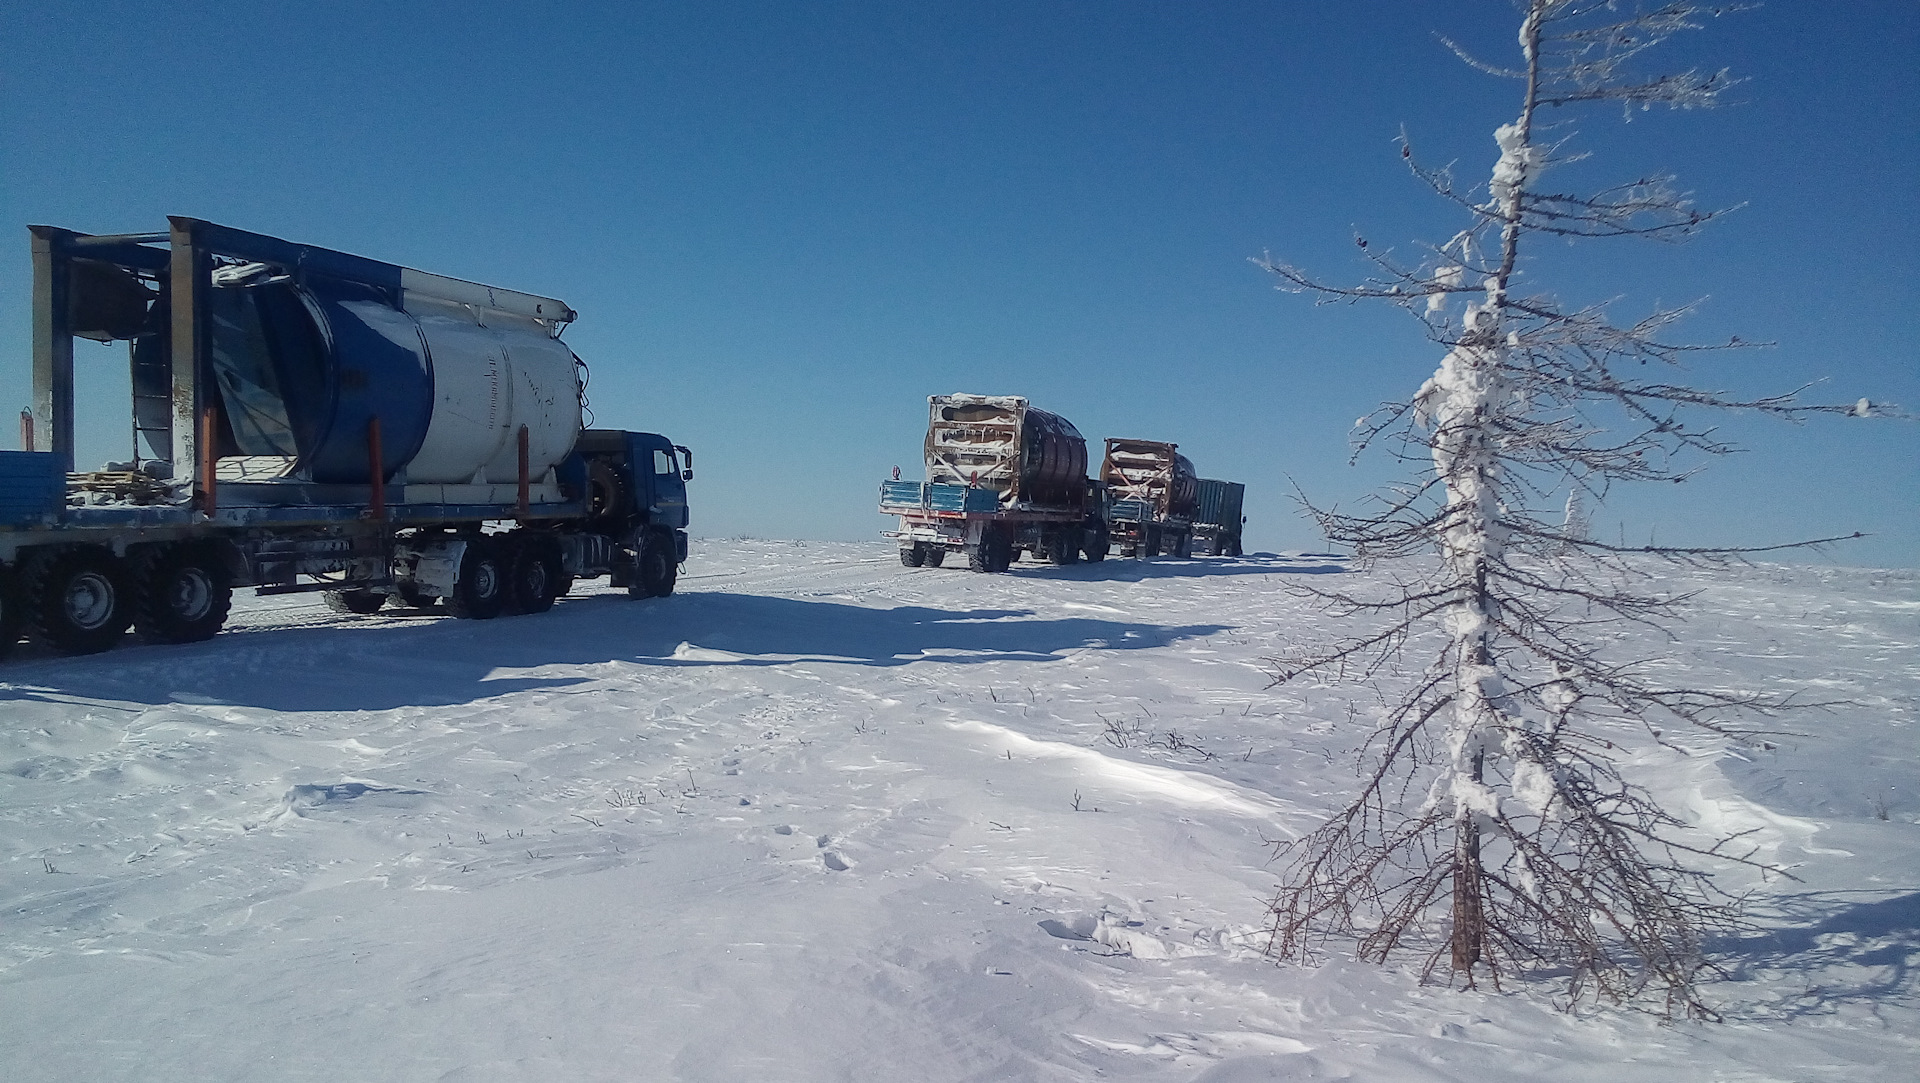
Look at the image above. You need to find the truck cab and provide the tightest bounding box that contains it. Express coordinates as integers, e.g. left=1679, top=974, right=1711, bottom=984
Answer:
left=573, top=430, right=693, bottom=594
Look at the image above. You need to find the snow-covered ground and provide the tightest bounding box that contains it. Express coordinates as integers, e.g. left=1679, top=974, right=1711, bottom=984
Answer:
left=2, top=540, right=1914, bottom=1081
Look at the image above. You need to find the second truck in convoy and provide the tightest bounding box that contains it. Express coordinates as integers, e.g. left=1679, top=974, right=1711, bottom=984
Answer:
left=880, top=394, right=1110, bottom=572
left=1097, top=441, right=1247, bottom=559
left=1100, top=437, right=1198, bottom=559
left=1, top=217, right=693, bottom=659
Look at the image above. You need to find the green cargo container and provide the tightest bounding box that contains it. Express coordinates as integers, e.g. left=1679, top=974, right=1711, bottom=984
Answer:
left=1191, top=478, right=1245, bottom=556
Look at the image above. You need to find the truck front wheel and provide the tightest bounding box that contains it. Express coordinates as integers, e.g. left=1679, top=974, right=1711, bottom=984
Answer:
left=447, top=539, right=508, bottom=620
left=24, top=547, right=133, bottom=655
left=134, top=545, right=233, bottom=644
left=630, top=533, right=679, bottom=598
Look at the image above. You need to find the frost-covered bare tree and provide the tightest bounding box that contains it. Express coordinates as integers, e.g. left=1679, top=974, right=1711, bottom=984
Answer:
left=1256, top=1, right=1879, bottom=1017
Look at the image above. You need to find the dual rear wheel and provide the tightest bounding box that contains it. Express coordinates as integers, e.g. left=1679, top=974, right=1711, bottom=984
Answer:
left=2, top=543, right=233, bottom=658
left=966, top=526, right=1014, bottom=574
left=1045, top=527, right=1081, bottom=566
left=23, top=548, right=135, bottom=655
left=382, top=536, right=568, bottom=622
left=132, top=545, right=233, bottom=644
left=898, top=542, right=948, bottom=568
left=445, top=538, right=512, bottom=619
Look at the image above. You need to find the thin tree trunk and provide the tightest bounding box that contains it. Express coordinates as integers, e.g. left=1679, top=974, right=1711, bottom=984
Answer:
left=1452, top=799, right=1485, bottom=972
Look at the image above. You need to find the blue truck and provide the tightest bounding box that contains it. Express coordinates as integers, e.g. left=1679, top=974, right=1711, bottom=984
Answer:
left=1, top=218, right=692, bottom=659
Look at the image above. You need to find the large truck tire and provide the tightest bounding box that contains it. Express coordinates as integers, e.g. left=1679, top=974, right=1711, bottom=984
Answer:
left=447, top=539, right=508, bottom=620
left=1046, top=527, right=1080, bottom=566
left=509, top=538, right=564, bottom=614
left=23, top=547, right=133, bottom=655
left=900, top=544, right=926, bottom=568
left=587, top=459, right=631, bottom=523
left=629, top=532, right=679, bottom=598
left=1082, top=526, right=1109, bottom=563
left=969, top=526, right=1013, bottom=574
left=924, top=547, right=946, bottom=568
left=1141, top=525, right=1162, bottom=560
left=1174, top=531, right=1192, bottom=559
left=133, top=544, right=233, bottom=644
left=966, top=543, right=989, bottom=573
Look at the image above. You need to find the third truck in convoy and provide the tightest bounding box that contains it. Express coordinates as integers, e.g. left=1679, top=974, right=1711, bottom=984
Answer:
left=1100, top=437, right=1197, bottom=559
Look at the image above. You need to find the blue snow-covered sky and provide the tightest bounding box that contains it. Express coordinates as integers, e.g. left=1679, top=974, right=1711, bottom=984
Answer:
left=3, top=1, right=1914, bottom=564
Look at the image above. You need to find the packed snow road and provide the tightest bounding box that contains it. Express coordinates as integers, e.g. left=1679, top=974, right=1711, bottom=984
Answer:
left=1, top=541, right=1915, bottom=1081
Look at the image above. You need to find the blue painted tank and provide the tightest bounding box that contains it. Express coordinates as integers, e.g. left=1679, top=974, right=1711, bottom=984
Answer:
left=167, top=262, right=582, bottom=485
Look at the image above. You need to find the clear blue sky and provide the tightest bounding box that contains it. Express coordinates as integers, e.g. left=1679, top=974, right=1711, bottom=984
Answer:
left=4, top=1, right=1915, bottom=565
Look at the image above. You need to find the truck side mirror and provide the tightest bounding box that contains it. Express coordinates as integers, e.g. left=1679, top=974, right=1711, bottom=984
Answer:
left=674, top=445, right=694, bottom=482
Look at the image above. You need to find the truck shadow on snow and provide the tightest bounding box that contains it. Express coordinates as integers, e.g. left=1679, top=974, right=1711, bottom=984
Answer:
left=996, top=553, right=1349, bottom=581
left=0, top=591, right=1231, bottom=713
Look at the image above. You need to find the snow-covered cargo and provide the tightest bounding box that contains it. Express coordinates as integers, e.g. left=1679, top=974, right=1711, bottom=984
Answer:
left=923, top=394, right=1087, bottom=510
left=1101, top=438, right=1197, bottom=518
left=1100, top=438, right=1198, bottom=558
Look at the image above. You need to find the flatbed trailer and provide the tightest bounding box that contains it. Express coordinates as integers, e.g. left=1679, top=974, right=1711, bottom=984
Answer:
left=879, top=479, right=1107, bottom=572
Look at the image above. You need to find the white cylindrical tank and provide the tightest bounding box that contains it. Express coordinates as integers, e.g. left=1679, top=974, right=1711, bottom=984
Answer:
left=399, top=293, right=583, bottom=485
